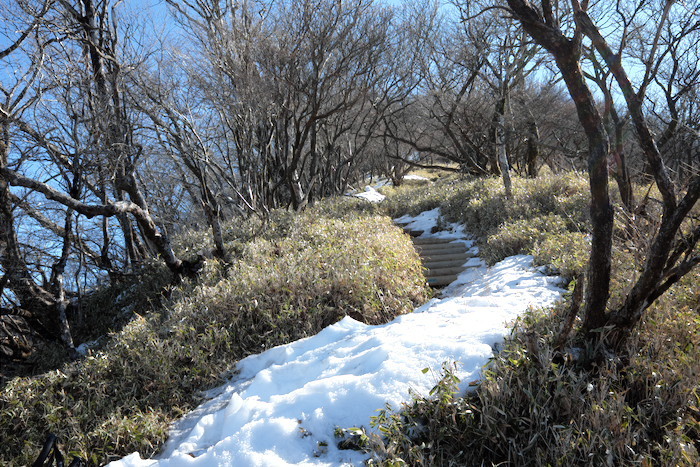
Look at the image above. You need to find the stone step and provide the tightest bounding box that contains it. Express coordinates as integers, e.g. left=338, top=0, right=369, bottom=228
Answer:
left=416, top=245, right=468, bottom=256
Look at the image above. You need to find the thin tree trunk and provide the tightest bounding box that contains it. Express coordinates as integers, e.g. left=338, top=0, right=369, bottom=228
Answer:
left=526, top=120, right=539, bottom=178
left=496, top=112, right=513, bottom=198
left=49, top=200, right=78, bottom=355
left=574, top=8, right=700, bottom=336
left=506, top=0, right=615, bottom=331
left=490, top=96, right=507, bottom=176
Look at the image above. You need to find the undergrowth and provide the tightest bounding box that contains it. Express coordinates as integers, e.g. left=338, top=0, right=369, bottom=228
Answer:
left=368, top=172, right=700, bottom=465
left=384, top=172, right=591, bottom=279
left=368, top=274, right=699, bottom=465
left=0, top=198, right=428, bottom=466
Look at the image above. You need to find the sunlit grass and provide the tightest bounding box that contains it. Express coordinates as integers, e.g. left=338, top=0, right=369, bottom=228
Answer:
left=0, top=198, right=428, bottom=466
left=370, top=172, right=700, bottom=466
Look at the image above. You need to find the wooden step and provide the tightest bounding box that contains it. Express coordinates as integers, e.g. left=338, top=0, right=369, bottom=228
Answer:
left=420, top=251, right=470, bottom=261
left=414, top=243, right=467, bottom=253
left=426, top=266, right=467, bottom=276
left=394, top=219, right=478, bottom=288
left=411, top=237, right=455, bottom=245
left=414, top=242, right=466, bottom=252
left=420, top=251, right=474, bottom=262
left=423, top=259, right=468, bottom=270
left=426, top=274, right=459, bottom=287
left=403, top=229, right=424, bottom=237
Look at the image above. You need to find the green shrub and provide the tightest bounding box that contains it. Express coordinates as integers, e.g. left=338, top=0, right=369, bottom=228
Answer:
left=382, top=175, right=463, bottom=218
left=532, top=232, right=590, bottom=279
left=369, top=171, right=699, bottom=466
left=385, top=172, right=591, bottom=268
left=439, top=173, right=589, bottom=239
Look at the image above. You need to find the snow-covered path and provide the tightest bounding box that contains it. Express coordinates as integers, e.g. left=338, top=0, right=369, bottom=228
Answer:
left=111, top=210, right=567, bottom=467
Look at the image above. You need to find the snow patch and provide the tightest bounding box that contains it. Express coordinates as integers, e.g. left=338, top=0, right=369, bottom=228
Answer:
left=352, top=186, right=385, bottom=203
left=403, top=174, right=430, bottom=181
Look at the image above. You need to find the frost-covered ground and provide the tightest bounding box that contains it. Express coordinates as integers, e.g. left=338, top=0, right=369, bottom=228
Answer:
left=111, top=209, right=567, bottom=467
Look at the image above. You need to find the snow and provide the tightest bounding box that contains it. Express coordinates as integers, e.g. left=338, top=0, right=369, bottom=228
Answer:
left=110, top=209, right=567, bottom=467
left=352, top=186, right=385, bottom=203
left=402, top=174, right=430, bottom=181
left=75, top=339, right=101, bottom=356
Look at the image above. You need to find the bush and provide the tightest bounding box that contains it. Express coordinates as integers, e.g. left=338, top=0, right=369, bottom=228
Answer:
left=385, top=172, right=591, bottom=271
left=532, top=232, right=590, bottom=279
left=0, top=198, right=429, bottom=466
left=369, top=293, right=700, bottom=466
left=382, top=175, right=463, bottom=218
left=439, top=173, right=589, bottom=240
left=482, top=214, right=569, bottom=266
left=368, top=171, right=699, bottom=466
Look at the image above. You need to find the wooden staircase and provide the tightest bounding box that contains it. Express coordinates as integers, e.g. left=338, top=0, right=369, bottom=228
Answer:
left=397, top=223, right=477, bottom=288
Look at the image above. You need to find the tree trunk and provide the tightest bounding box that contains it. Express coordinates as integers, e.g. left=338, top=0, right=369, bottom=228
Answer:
left=526, top=120, right=539, bottom=178
left=495, top=112, right=513, bottom=198
left=504, top=0, right=615, bottom=332
left=607, top=175, right=700, bottom=334
left=611, top=147, right=634, bottom=212
left=0, top=125, right=65, bottom=349
left=573, top=7, right=700, bottom=340
left=555, top=52, right=614, bottom=332
left=490, top=96, right=507, bottom=176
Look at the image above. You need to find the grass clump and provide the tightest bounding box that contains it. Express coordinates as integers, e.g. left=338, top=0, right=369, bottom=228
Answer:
left=382, top=175, right=463, bottom=218
left=385, top=172, right=591, bottom=279
left=531, top=232, right=590, bottom=278
left=368, top=284, right=700, bottom=465
left=0, top=197, right=429, bottom=466
left=482, top=214, right=569, bottom=265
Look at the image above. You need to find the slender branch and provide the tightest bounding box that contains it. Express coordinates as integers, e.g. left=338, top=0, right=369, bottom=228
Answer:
left=0, top=0, right=52, bottom=60
left=1, top=168, right=140, bottom=218
left=574, top=8, right=677, bottom=211
left=638, top=0, right=676, bottom=100
left=8, top=191, right=102, bottom=264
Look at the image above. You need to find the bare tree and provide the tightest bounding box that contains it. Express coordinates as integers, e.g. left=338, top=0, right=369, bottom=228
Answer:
left=459, top=0, right=543, bottom=195
left=132, top=69, right=233, bottom=260
left=381, top=1, right=492, bottom=174
left=384, top=1, right=550, bottom=192
left=0, top=0, right=195, bottom=359
left=167, top=0, right=399, bottom=211
left=0, top=0, right=82, bottom=357
left=504, top=0, right=699, bottom=345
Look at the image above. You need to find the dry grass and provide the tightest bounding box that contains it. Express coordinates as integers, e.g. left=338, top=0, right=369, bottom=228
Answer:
left=367, top=172, right=700, bottom=466
left=385, top=172, right=591, bottom=279
left=0, top=198, right=429, bottom=466
left=369, top=287, right=699, bottom=465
